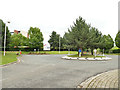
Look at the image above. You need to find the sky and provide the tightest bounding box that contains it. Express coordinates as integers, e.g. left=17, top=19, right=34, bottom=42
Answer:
left=0, top=0, right=119, bottom=44
left=118, top=2, right=120, bottom=30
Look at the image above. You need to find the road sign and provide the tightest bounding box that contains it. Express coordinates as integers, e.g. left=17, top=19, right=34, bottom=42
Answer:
left=43, top=43, right=50, bottom=51
left=79, top=49, right=82, bottom=57
left=79, top=49, right=81, bottom=52
left=94, top=49, right=97, bottom=57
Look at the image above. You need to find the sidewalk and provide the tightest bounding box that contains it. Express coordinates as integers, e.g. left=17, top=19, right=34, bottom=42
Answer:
left=77, top=69, right=118, bottom=88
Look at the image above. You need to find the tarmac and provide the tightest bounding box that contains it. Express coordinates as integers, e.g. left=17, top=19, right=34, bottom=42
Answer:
left=2, top=54, right=118, bottom=88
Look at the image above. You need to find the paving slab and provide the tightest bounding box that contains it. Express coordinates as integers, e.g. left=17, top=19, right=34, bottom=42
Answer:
left=77, top=69, right=119, bottom=88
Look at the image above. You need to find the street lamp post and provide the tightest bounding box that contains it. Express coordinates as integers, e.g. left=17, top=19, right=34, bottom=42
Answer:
left=4, top=21, right=10, bottom=56
left=68, top=48, right=70, bottom=55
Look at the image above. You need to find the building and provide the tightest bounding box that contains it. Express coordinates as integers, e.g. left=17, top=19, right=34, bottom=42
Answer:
left=20, top=30, right=29, bottom=38
left=14, top=30, right=20, bottom=34
left=43, top=43, right=50, bottom=51
left=10, top=30, right=29, bottom=38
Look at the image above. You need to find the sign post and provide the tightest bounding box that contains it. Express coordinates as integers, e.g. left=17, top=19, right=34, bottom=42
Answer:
left=79, top=49, right=81, bottom=57
left=34, top=49, right=36, bottom=53
left=103, top=49, right=104, bottom=56
left=94, top=49, right=97, bottom=57
left=68, top=48, right=70, bottom=55
left=38, top=49, right=39, bottom=53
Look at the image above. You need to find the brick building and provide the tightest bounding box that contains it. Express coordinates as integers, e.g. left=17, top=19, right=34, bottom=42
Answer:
left=11, top=30, right=29, bottom=38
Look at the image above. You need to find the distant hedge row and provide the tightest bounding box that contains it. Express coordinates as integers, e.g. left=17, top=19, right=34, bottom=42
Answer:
left=0, top=48, right=71, bottom=51
left=1, top=48, right=42, bottom=52
left=112, top=49, right=120, bottom=53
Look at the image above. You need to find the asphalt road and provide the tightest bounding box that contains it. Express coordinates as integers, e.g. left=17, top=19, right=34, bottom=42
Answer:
left=2, top=54, right=118, bottom=88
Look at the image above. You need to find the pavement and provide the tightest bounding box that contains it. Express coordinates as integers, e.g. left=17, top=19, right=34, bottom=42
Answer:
left=1, top=54, right=118, bottom=88
left=77, top=69, right=119, bottom=88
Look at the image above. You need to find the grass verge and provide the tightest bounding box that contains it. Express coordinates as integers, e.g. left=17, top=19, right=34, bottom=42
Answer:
left=0, top=52, right=20, bottom=65
left=0, top=51, right=77, bottom=65
left=104, top=53, right=120, bottom=55
left=21, top=51, right=78, bottom=54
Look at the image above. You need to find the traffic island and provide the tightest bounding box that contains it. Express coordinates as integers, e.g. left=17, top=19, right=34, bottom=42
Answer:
left=62, top=56, right=112, bottom=61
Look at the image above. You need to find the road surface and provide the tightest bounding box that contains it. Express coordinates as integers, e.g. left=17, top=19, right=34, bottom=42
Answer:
left=2, top=54, right=118, bottom=88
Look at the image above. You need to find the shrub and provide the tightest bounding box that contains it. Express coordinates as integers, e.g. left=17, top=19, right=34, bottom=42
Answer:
left=112, top=49, right=120, bottom=53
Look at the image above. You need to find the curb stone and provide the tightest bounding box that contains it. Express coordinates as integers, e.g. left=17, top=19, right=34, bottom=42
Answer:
left=62, top=56, right=112, bottom=61
left=77, top=69, right=118, bottom=88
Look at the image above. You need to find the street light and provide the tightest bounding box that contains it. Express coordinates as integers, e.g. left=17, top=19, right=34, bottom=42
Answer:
left=68, top=48, right=70, bottom=55
left=4, top=21, right=10, bottom=56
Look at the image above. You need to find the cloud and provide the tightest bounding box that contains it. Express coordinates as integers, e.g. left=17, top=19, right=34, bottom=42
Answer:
left=0, top=0, right=119, bottom=43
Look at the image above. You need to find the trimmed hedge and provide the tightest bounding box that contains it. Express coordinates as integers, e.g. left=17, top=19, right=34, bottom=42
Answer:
left=112, top=49, right=120, bottom=53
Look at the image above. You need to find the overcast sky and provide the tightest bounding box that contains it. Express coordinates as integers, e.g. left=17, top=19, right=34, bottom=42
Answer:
left=0, top=0, right=119, bottom=44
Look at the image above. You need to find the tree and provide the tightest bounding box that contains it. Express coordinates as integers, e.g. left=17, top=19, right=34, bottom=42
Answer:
left=99, top=34, right=114, bottom=53
left=63, top=32, right=74, bottom=50
left=64, top=16, right=90, bottom=55
left=59, top=37, right=64, bottom=50
left=115, top=31, right=120, bottom=48
left=0, top=19, right=11, bottom=48
left=28, top=27, right=43, bottom=50
left=87, top=27, right=102, bottom=55
left=9, top=33, right=28, bottom=48
left=0, top=20, right=2, bottom=48
left=48, top=31, right=60, bottom=50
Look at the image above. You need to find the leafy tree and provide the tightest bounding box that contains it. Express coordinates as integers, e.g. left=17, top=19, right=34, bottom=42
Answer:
left=99, top=34, right=114, bottom=53
left=0, top=19, right=11, bottom=48
left=9, top=33, right=28, bottom=48
left=64, top=16, right=90, bottom=55
left=87, top=27, right=102, bottom=55
left=63, top=32, right=74, bottom=50
left=0, top=20, right=2, bottom=48
left=115, top=31, right=120, bottom=48
left=48, top=31, right=60, bottom=50
left=21, top=35, right=29, bottom=46
left=28, top=27, right=43, bottom=50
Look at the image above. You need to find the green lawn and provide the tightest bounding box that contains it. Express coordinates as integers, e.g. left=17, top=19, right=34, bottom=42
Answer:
left=21, top=51, right=78, bottom=54
left=0, top=51, right=78, bottom=65
left=104, top=53, right=120, bottom=55
left=0, top=52, right=19, bottom=65
left=68, top=54, right=105, bottom=58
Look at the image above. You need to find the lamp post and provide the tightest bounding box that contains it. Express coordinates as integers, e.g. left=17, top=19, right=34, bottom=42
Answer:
left=4, top=21, right=10, bottom=56
left=68, top=48, right=70, bottom=55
